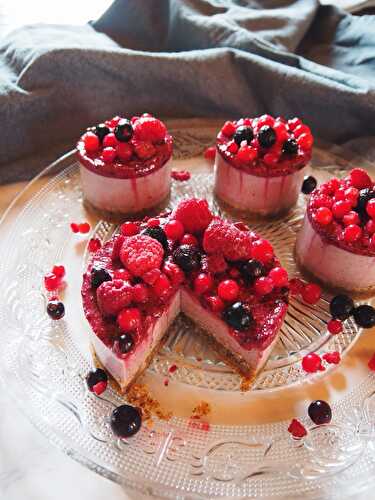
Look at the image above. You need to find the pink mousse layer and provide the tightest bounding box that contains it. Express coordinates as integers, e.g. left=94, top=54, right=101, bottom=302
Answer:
left=296, top=214, right=375, bottom=292
left=79, top=159, right=171, bottom=214
left=214, top=152, right=307, bottom=215
left=87, top=292, right=180, bottom=392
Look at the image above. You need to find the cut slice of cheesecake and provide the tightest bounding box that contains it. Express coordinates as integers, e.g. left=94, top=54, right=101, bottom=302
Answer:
left=81, top=198, right=289, bottom=392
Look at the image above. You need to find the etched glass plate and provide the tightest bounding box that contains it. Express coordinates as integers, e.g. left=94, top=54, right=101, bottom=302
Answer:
left=1, top=125, right=375, bottom=499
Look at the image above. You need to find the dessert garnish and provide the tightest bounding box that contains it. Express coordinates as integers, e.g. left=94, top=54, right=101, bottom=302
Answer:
left=70, top=222, right=91, bottom=234
left=171, top=170, right=191, bottom=181
left=110, top=404, right=142, bottom=438
left=322, top=351, right=341, bottom=364
left=46, top=300, right=65, bottom=320
left=204, top=146, right=216, bottom=161
left=44, top=264, right=66, bottom=292
left=288, top=418, right=307, bottom=438
left=88, top=238, right=102, bottom=253
left=86, top=368, right=108, bottom=395
left=308, top=400, right=332, bottom=425
left=302, top=353, right=324, bottom=373
left=301, top=175, right=317, bottom=194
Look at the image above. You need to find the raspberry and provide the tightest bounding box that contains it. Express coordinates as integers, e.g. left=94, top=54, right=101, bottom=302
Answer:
left=111, top=234, right=125, bottom=260
left=323, top=351, right=341, bottom=364
left=180, top=234, right=198, bottom=246
left=133, top=117, right=167, bottom=143
left=102, top=133, right=118, bottom=148
left=120, top=235, right=164, bottom=277
left=314, top=207, right=332, bottom=226
left=83, top=132, right=100, bottom=153
left=96, top=279, right=133, bottom=316
left=203, top=219, right=253, bottom=261
left=113, top=268, right=131, bottom=281
left=251, top=238, right=274, bottom=264
left=117, top=142, right=133, bottom=161
left=101, top=147, right=117, bottom=163
left=268, top=267, right=288, bottom=287
left=235, top=145, right=257, bottom=163
left=118, top=307, right=141, bottom=332
left=132, top=283, right=149, bottom=303
left=173, top=198, right=213, bottom=234
left=350, top=168, right=372, bottom=189
left=302, top=283, right=321, bottom=304
left=302, top=353, right=323, bottom=373
left=133, top=140, right=156, bottom=160
left=88, top=238, right=101, bottom=252
left=206, top=253, right=228, bottom=274
left=164, top=220, right=184, bottom=241
left=204, top=146, right=216, bottom=160
left=142, top=268, right=161, bottom=285
left=171, top=170, right=191, bottom=181
left=194, top=273, right=213, bottom=295
left=287, top=418, right=307, bottom=439
left=327, top=319, right=343, bottom=335
left=221, top=121, right=236, bottom=137
left=121, top=221, right=139, bottom=236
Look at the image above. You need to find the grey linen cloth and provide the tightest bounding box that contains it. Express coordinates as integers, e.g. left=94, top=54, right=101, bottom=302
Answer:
left=0, top=0, right=375, bottom=184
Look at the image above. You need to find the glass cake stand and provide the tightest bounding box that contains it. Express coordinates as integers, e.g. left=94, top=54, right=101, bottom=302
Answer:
left=0, top=122, right=375, bottom=499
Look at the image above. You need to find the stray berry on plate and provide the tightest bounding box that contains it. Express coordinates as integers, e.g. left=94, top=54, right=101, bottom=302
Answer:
left=70, top=222, right=79, bottom=233
left=329, top=294, right=354, bottom=320
left=327, top=319, right=343, bottom=335
left=110, top=404, right=142, bottom=438
left=368, top=353, right=375, bottom=371
left=204, top=146, right=216, bottom=160
left=47, top=300, right=65, bottom=320
left=301, top=283, right=321, bottom=305
left=308, top=400, right=332, bottom=425
left=86, top=368, right=108, bottom=395
left=171, top=170, right=191, bottom=182
left=79, top=222, right=91, bottom=234
left=301, top=176, right=317, bottom=195
left=287, top=418, right=307, bottom=438
left=302, top=353, right=323, bottom=373
left=44, top=272, right=61, bottom=291
left=322, top=351, right=341, bottom=364
left=353, top=304, right=375, bottom=328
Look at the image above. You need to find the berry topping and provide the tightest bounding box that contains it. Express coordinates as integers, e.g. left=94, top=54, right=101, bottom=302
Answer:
left=301, top=283, right=321, bottom=305
left=221, top=121, right=236, bottom=137
left=222, top=302, right=253, bottom=331
left=133, top=140, right=156, bottom=160
left=251, top=238, right=274, bottom=264
left=233, top=126, right=254, bottom=145
left=366, top=198, right=375, bottom=219
left=330, top=294, right=354, bottom=320
left=96, top=279, right=133, bottom=316
left=110, top=404, right=142, bottom=438
left=164, top=220, right=185, bottom=241
left=46, top=300, right=65, bottom=320
left=118, top=333, right=135, bottom=354
left=235, top=145, right=257, bottom=163
left=102, top=133, right=118, bottom=148
left=180, top=234, right=198, bottom=246
left=132, top=283, right=149, bottom=303
left=86, top=368, right=108, bottom=395
left=350, top=168, right=372, bottom=189
left=173, top=198, right=213, bottom=234
left=94, top=123, right=110, bottom=142
left=141, top=226, right=168, bottom=252
left=327, top=319, right=343, bottom=335
left=101, top=147, right=117, bottom=163
left=206, top=295, right=225, bottom=313
left=353, top=304, right=375, bottom=328
left=153, top=273, right=172, bottom=299
left=343, top=224, right=362, bottom=242
left=254, top=276, right=274, bottom=296
left=88, top=238, right=102, bottom=253
left=203, top=219, right=253, bottom=261
left=355, top=188, right=375, bottom=220
left=218, top=279, right=239, bottom=302
left=302, top=353, right=323, bottom=373
left=283, top=138, right=298, bottom=155
left=308, top=400, right=332, bottom=425
left=83, top=132, right=100, bottom=153
left=118, top=307, right=141, bottom=332
left=332, top=200, right=351, bottom=219
left=91, top=267, right=112, bottom=289
left=194, top=273, right=213, bottom=295
left=116, top=142, right=133, bottom=161
left=172, top=244, right=201, bottom=273
left=314, top=207, right=333, bottom=226
left=288, top=418, right=307, bottom=438
left=162, top=260, right=185, bottom=286
left=114, top=119, right=133, bottom=142
left=268, top=267, right=288, bottom=287
left=258, top=125, right=276, bottom=148
left=206, top=253, right=228, bottom=274
left=238, top=259, right=265, bottom=284
left=133, top=117, right=166, bottom=143
left=121, top=221, right=140, bottom=236
left=297, top=133, right=313, bottom=151
left=120, top=235, right=164, bottom=277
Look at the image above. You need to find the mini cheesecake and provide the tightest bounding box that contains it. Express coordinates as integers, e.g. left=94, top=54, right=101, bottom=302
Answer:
left=296, top=168, right=375, bottom=293
left=77, top=114, right=173, bottom=217
left=82, top=198, right=289, bottom=392
left=214, top=115, right=312, bottom=216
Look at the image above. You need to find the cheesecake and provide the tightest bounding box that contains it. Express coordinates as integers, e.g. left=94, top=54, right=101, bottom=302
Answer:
left=214, top=115, right=312, bottom=216
left=82, top=198, right=289, bottom=392
left=296, top=168, right=375, bottom=292
left=77, top=114, right=173, bottom=217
